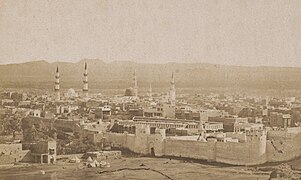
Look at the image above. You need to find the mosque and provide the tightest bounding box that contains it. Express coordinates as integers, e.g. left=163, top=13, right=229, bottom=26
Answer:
left=54, top=63, right=176, bottom=104
left=124, top=70, right=138, bottom=97
left=54, top=62, right=89, bottom=101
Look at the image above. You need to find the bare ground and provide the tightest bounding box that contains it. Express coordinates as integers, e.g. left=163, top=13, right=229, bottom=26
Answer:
left=0, top=157, right=274, bottom=180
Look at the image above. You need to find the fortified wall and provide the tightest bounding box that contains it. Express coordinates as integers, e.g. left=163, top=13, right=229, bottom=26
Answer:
left=106, top=125, right=165, bottom=156
left=104, top=125, right=268, bottom=165
left=163, top=130, right=267, bottom=165
left=103, top=126, right=301, bottom=165
left=266, top=128, right=301, bottom=162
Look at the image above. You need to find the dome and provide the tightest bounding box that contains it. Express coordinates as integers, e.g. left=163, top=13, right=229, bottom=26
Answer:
left=124, top=88, right=135, bottom=96
left=68, top=88, right=76, bottom=94
left=67, top=88, right=78, bottom=98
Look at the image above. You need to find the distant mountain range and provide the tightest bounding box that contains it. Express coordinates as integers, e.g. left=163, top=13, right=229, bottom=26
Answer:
left=0, top=59, right=301, bottom=91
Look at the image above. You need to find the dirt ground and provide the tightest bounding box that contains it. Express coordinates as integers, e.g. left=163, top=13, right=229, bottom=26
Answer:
left=0, top=157, right=275, bottom=180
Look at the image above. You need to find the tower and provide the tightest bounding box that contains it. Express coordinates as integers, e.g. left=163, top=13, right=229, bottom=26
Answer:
left=133, top=69, right=138, bottom=97
left=83, top=62, right=88, bottom=97
left=169, top=72, right=176, bottom=106
left=54, top=65, right=60, bottom=101
left=265, top=96, right=269, bottom=107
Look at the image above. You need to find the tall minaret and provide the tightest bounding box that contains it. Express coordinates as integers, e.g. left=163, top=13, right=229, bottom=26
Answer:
left=83, top=62, right=89, bottom=98
left=133, top=69, right=138, bottom=97
left=54, top=65, right=60, bottom=101
left=170, top=72, right=176, bottom=106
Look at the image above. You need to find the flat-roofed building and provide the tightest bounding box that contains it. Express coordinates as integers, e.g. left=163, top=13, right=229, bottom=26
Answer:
left=112, top=117, right=223, bottom=135
left=143, top=103, right=175, bottom=119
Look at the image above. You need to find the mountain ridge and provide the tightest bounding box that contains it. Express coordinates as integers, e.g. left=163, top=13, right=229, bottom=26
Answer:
left=1, top=59, right=301, bottom=90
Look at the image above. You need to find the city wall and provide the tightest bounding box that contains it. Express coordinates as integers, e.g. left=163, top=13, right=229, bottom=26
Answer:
left=107, top=133, right=164, bottom=155
left=266, top=129, right=301, bottom=162
left=105, top=132, right=267, bottom=165
left=163, top=139, right=216, bottom=161
left=163, top=136, right=266, bottom=165
left=102, top=128, right=301, bottom=165
left=215, top=137, right=266, bottom=165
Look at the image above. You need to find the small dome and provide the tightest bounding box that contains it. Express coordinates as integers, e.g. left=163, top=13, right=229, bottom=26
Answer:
left=67, top=88, right=78, bottom=98
left=124, top=88, right=135, bottom=96
left=68, top=88, right=76, bottom=94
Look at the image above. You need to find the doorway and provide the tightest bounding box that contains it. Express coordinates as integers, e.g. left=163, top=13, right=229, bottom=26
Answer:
left=150, top=147, right=155, bottom=157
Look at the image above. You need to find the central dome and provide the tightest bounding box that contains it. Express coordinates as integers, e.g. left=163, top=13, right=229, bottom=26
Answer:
left=124, top=87, right=135, bottom=96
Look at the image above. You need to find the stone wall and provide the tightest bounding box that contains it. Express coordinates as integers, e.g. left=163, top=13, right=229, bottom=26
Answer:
left=100, top=127, right=301, bottom=165
left=107, top=133, right=127, bottom=147
left=163, top=136, right=267, bottom=165
left=215, top=139, right=266, bottom=165
left=107, top=133, right=164, bottom=155
left=0, top=143, right=22, bottom=155
left=0, top=144, right=31, bottom=164
left=163, top=139, right=216, bottom=161
left=267, top=129, right=301, bottom=162
left=105, top=132, right=268, bottom=165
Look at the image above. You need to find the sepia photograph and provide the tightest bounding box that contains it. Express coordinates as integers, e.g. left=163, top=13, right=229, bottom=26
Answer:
left=0, top=0, right=301, bottom=179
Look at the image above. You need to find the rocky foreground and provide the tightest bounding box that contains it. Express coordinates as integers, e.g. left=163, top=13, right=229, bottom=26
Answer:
left=1, top=157, right=301, bottom=180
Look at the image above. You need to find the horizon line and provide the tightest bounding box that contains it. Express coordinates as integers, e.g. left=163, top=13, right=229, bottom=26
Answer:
left=0, top=59, right=301, bottom=69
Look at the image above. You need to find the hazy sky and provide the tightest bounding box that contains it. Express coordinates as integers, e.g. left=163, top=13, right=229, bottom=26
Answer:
left=0, top=0, right=301, bottom=66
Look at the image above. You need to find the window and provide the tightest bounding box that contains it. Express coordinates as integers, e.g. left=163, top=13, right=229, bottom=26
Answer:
left=49, top=149, right=55, bottom=155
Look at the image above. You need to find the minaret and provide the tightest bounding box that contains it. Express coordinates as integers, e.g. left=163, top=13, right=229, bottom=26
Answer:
left=83, top=62, right=88, bottom=98
left=170, top=72, right=176, bottom=106
left=265, top=96, right=269, bottom=107
left=54, top=65, right=60, bottom=101
left=133, top=70, right=138, bottom=97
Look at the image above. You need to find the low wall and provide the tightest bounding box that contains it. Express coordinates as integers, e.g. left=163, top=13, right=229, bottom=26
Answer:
left=0, top=155, right=15, bottom=165
left=57, top=154, right=84, bottom=159
left=0, top=144, right=31, bottom=164
left=84, top=151, right=122, bottom=160
left=0, top=144, right=22, bottom=154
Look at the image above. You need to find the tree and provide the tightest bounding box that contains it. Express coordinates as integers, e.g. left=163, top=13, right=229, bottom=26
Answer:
left=2, top=117, right=21, bottom=139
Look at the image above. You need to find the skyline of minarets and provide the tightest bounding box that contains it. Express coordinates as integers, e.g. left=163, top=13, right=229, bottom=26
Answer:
left=83, top=62, right=88, bottom=97
left=170, top=72, right=176, bottom=106
left=54, top=65, right=60, bottom=101
left=133, top=69, right=138, bottom=97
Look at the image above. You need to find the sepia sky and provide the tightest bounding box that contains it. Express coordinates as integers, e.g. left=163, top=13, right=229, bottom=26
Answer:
left=0, top=0, right=301, bottom=66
